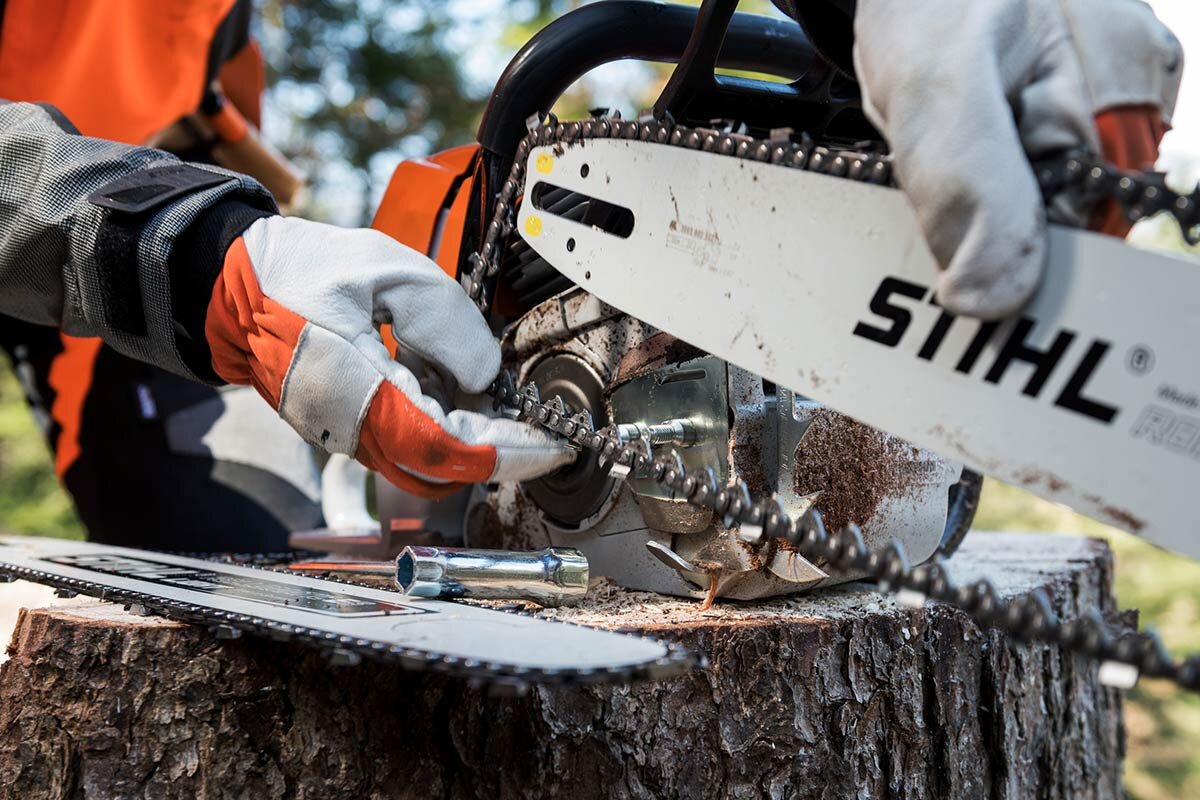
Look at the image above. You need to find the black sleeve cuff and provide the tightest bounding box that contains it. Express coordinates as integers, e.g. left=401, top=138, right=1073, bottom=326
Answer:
left=168, top=200, right=276, bottom=382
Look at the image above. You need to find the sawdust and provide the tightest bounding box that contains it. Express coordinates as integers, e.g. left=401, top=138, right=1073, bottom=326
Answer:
left=1013, top=466, right=1069, bottom=494
left=478, top=533, right=1105, bottom=628
left=737, top=534, right=796, bottom=577
left=699, top=569, right=720, bottom=612
left=1101, top=506, right=1145, bottom=533
left=730, top=423, right=770, bottom=498
left=1084, top=493, right=1146, bottom=533
left=736, top=539, right=764, bottom=571
left=510, top=576, right=899, bottom=628
left=792, top=409, right=918, bottom=532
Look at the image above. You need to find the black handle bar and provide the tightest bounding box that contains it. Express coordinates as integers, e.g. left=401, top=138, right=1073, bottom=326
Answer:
left=477, top=1, right=826, bottom=159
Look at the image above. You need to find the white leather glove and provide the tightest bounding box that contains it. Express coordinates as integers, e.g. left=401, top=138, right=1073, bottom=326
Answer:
left=205, top=216, right=575, bottom=497
left=854, top=0, right=1183, bottom=318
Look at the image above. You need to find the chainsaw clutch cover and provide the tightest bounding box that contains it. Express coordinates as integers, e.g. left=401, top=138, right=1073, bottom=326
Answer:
left=464, top=288, right=966, bottom=601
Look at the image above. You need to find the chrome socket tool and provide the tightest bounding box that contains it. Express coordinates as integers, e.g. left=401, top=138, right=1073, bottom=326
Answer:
left=396, top=546, right=589, bottom=607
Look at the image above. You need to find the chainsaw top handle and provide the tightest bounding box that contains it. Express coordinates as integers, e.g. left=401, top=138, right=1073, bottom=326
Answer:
left=476, top=0, right=867, bottom=162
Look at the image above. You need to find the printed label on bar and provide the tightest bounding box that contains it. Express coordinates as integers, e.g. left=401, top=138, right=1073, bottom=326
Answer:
left=43, top=554, right=428, bottom=618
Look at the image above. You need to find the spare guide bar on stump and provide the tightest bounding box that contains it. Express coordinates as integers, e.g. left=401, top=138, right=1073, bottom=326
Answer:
left=0, top=537, right=697, bottom=686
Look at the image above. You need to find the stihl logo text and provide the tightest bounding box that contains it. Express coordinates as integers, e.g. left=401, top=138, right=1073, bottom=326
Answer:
left=852, top=277, right=1120, bottom=425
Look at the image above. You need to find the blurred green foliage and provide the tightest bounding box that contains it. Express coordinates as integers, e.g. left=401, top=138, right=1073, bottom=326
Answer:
left=977, top=481, right=1200, bottom=799
left=0, top=367, right=82, bottom=539
left=258, top=0, right=485, bottom=224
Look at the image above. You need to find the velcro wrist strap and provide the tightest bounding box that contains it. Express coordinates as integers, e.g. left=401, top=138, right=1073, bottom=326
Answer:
left=88, top=164, right=233, bottom=215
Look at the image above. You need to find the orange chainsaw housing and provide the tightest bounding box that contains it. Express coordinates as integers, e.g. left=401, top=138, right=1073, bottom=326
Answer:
left=372, top=144, right=481, bottom=355
left=372, top=144, right=480, bottom=276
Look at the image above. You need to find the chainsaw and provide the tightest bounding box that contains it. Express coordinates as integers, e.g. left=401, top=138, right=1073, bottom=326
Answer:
left=364, top=0, right=1200, bottom=689
left=311, top=1, right=981, bottom=605
left=5, top=1, right=1199, bottom=689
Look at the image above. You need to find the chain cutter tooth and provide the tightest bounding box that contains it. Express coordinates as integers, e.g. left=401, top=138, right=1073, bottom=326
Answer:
left=491, top=370, right=518, bottom=412
left=722, top=479, right=753, bottom=529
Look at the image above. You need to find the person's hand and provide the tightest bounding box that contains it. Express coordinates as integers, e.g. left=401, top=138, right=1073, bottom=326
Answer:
left=853, top=0, right=1183, bottom=318
left=204, top=216, right=575, bottom=497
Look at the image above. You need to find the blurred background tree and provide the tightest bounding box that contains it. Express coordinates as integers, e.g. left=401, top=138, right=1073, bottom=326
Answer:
left=257, top=0, right=781, bottom=225
left=258, top=0, right=489, bottom=225
left=0, top=1, right=1197, bottom=795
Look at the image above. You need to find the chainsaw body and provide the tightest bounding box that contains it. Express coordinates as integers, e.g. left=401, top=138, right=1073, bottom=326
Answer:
left=462, top=290, right=964, bottom=599
left=311, top=1, right=979, bottom=600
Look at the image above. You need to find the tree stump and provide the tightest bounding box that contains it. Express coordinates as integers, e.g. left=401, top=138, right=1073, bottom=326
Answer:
left=0, top=533, right=1125, bottom=799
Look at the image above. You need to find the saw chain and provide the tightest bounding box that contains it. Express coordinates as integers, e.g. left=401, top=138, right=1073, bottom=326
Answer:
left=466, top=111, right=1200, bottom=693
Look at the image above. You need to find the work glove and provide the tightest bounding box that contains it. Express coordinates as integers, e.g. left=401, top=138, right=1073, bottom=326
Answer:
left=852, top=0, right=1183, bottom=318
left=204, top=216, right=575, bottom=497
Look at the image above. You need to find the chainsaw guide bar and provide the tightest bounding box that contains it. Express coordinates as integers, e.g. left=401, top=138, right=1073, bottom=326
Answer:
left=0, top=537, right=698, bottom=686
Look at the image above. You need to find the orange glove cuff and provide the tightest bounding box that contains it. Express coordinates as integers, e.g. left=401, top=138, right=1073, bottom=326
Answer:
left=1091, top=104, right=1168, bottom=237
left=204, top=235, right=306, bottom=408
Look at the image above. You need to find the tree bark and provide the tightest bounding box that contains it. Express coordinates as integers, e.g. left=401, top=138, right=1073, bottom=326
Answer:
left=0, top=533, right=1125, bottom=800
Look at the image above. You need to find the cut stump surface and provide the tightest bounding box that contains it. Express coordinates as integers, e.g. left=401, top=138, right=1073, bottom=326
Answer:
left=0, top=533, right=1125, bottom=799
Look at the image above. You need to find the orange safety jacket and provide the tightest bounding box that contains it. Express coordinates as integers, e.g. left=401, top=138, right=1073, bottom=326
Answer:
left=0, top=0, right=264, bottom=476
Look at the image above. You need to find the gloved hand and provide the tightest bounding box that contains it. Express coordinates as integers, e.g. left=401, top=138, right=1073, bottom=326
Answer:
left=853, top=0, right=1183, bottom=318
left=204, top=216, right=576, bottom=497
